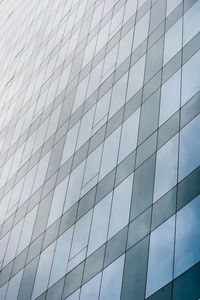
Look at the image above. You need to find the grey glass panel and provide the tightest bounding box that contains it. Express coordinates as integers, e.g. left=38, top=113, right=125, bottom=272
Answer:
left=179, top=114, right=200, bottom=181
left=131, top=154, right=155, bottom=220
left=99, top=255, right=124, bottom=300
left=146, top=216, right=175, bottom=298
left=183, top=0, right=200, bottom=46
left=163, top=18, right=182, bottom=65
left=121, top=236, right=149, bottom=300
left=80, top=273, right=101, bottom=300
left=175, top=195, right=200, bottom=277
left=182, top=49, right=200, bottom=106
left=154, top=134, right=178, bottom=202
left=108, top=174, right=133, bottom=239
left=159, top=70, right=181, bottom=126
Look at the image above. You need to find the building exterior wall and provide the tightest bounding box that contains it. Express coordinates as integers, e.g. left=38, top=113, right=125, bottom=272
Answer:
left=0, top=0, right=200, bottom=299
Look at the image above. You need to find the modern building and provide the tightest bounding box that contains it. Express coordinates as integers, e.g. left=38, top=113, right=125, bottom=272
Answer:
left=0, top=0, right=200, bottom=299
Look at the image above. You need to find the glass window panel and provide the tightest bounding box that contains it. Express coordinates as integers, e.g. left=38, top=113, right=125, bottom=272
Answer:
left=95, top=22, right=110, bottom=54
left=159, top=70, right=181, bottom=125
left=33, top=118, right=49, bottom=153
left=181, top=49, right=200, bottom=106
left=80, top=273, right=101, bottom=300
left=32, top=151, right=51, bottom=193
left=109, top=72, right=128, bottom=118
left=179, top=114, right=200, bottom=181
left=88, top=193, right=112, bottom=256
left=45, top=104, right=62, bottom=140
left=6, top=270, right=23, bottom=300
left=0, top=233, right=9, bottom=265
left=117, top=28, right=134, bottom=67
left=32, top=242, right=56, bottom=300
left=108, top=174, right=133, bottom=239
left=82, top=36, right=97, bottom=68
left=123, top=0, right=137, bottom=23
left=61, top=121, right=80, bottom=165
left=118, top=108, right=140, bottom=163
left=65, top=289, right=80, bottom=300
left=3, top=220, right=23, bottom=267
left=70, top=210, right=92, bottom=258
left=183, top=0, right=200, bottom=46
left=64, top=161, right=85, bottom=212
left=76, top=106, right=95, bottom=150
left=154, top=134, right=178, bottom=202
left=164, top=18, right=182, bottom=65
left=102, top=45, right=118, bottom=80
left=93, top=90, right=111, bottom=126
left=166, top=0, right=182, bottom=16
left=49, top=226, right=74, bottom=286
left=87, top=61, right=103, bottom=98
left=146, top=216, right=175, bottom=298
left=99, top=255, right=125, bottom=300
left=47, top=176, right=69, bottom=228
left=99, top=127, right=121, bottom=180
left=127, top=55, right=146, bottom=100
left=83, top=144, right=103, bottom=186
left=133, top=11, right=150, bottom=51
left=72, top=75, right=89, bottom=113
left=17, top=205, right=38, bottom=254
left=110, top=6, right=124, bottom=37
left=175, top=195, right=200, bottom=277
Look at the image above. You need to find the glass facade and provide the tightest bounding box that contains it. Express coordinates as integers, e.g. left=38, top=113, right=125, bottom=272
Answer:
left=0, top=0, right=200, bottom=299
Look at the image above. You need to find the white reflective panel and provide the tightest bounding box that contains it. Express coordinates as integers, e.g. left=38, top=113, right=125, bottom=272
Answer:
left=33, top=118, right=49, bottom=153
left=32, top=242, right=56, bottom=300
left=45, top=104, right=62, bottom=140
left=70, top=210, right=92, bottom=258
left=164, top=18, right=182, bottom=65
left=102, top=45, right=118, bottom=80
left=0, top=283, right=8, bottom=300
left=123, top=0, right=137, bottom=23
left=17, top=205, right=38, bottom=255
left=61, top=121, right=80, bottom=165
left=95, top=22, right=110, bottom=54
left=166, top=0, right=182, bottom=16
left=133, top=11, right=150, bottom=51
left=6, top=270, right=23, bottom=300
left=175, top=195, right=200, bottom=277
left=99, top=255, right=125, bottom=300
left=80, top=273, right=101, bottom=300
left=93, top=90, right=111, bottom=126
left=3, top=220, right=23, bottom=268
left=154, top=134, right=178, bottom=202
left=8, top=178, right=24, bottom=211
left=99, top=127, right=121, bottom=180
left=159, top=70, right=181, bottom=125
left=82, top=37, right=97, bottom=68
left=76, top=106, right=95, bottom=150
left=64, top=161, right=85, bottom=212
left=117, top=27, right=134, bottom=67
left=49, top=226, right=74, bottom=287
left=181, top=49, right=200, bottom=106
left=0, top=233, right=9, bottom=264
left=19, top=165, right=37, bottom=206
left=183, top=0, right=200, bottom=46
left=83, top=144, right=103, bottom=186
left=127, top=55, right=146, bottom=100
left=109, top=72, right=128, bottom=118
left=146, top=216, right=175, bottom=298
left=72, top=75, right=89, bottom=113
left=86, top=61, right=103, bottom=97
left=47, top=176, right=69, bottom=228
left=179, top=114, right=200, bottom=181
left=65, top=289, right=80, bottom=300
left=32, top=151, right=51, bottom=193
left=118, top=108, right=140, bottom=163
left=88, top=193, right=112, bottom=256
left=108, top=174, right=133, bottom=239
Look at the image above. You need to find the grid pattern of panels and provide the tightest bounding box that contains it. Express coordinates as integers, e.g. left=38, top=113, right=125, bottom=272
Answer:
left=0, top=0, right=200, bottom=299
